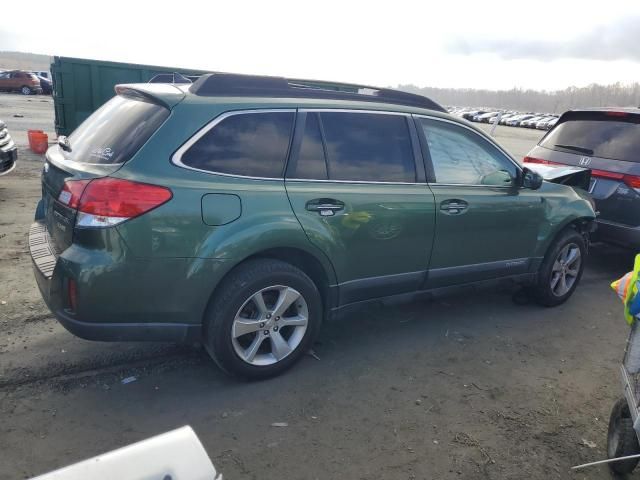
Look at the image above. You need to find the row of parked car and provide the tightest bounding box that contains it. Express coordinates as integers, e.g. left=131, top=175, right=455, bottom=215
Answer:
left=448, top=107, right=559, bottom=130
left=0, top=69, right=52, bottom=95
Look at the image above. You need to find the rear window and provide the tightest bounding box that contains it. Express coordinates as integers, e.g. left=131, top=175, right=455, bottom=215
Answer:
left=65, top=94, right=169, bottom=165
left=540, top=112, right=640, bottom=162
left=180, top=111, right=294, bottom=178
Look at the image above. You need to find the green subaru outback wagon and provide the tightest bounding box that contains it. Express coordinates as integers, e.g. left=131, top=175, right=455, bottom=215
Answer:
left=30, top=74, right=596, bottom=379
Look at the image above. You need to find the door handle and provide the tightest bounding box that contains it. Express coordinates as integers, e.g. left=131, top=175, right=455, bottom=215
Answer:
left=440, top=199, right=469, bottom=215
left=306, top=198, right=345, bottom=216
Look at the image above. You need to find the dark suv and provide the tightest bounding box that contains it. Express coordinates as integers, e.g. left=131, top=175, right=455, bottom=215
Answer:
left=525, top=108, right=640, bottom=248
left=30, top=74, right=595, bottom=379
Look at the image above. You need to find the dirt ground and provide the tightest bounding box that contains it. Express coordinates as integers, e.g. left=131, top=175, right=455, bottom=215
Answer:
left=0, top=94, right=638, bottom=480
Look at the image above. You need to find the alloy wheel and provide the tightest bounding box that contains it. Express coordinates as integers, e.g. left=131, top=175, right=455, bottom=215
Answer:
left=231, top=285, right=309, bottom=366
left=550, top=243, right=581, bottom=297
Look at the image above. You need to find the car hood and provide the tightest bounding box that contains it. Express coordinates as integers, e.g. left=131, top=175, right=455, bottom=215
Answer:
left=525, top=163, right=591, bottom=191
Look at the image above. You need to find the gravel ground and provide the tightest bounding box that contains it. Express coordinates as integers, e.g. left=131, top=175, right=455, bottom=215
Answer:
left=0, top=94, right=637, bottom=479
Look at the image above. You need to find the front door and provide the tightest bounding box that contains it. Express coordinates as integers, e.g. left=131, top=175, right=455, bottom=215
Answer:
left=286, top=111, right=436, bottom=305
left=415, top=116, right=545, bottom=288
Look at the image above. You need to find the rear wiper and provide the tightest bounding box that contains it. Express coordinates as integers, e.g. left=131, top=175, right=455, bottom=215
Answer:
left=58, top=135, right=72, bottom=152
left=554, top=144, right=594, bottom=155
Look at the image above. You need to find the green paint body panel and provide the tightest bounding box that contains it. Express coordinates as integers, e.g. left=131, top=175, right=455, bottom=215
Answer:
left=32, top=82, right=597, bottom=343
left=285, top=181, right=435, bottom=289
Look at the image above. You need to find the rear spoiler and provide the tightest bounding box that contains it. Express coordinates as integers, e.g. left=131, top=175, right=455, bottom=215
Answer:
left=114, top=83, right=186, bottom=109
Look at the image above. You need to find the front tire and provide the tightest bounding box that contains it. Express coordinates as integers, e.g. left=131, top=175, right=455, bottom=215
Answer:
left=203, top=259, right=322, bottom=380
left=21, top=86, right=32, bottom=95
left=532, top=228, right=586, bottom=307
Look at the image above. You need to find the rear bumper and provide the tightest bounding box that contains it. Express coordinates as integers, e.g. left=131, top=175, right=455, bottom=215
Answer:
left=594, top=219, right=640, bottom=248
left=31, top=250, right=200, bottom=343
left=29, top=219, right=229, bottom=344
left=54, top=309, right=202, bottom=343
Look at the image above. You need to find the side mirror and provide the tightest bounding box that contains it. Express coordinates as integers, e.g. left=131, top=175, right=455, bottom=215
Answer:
left=480, top=170, right=514, bottom=187
left=521, top=167, right=544, bottom=190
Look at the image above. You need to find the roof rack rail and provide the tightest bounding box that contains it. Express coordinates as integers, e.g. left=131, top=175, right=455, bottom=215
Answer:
left=189, top=73, right=445, bottom=112
left=148, top=72, right=192, bottom=84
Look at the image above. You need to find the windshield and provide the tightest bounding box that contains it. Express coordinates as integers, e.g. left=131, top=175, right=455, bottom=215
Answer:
left=66, top=94, right=168, bottom=164
left=540, top=113, right=640, bottom=161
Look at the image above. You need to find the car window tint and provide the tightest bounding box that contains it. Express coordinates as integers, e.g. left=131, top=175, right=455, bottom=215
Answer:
left=319, top=112, right=415, bottom=182
left=539, top=115, right=640, bottom=162
left=66, top=94, right=169, bottom=165
left=291, top=113, right=328, bottom=179
left=419, top=118, right=516, bottom=184
left=182, top=112, right=294, bottom=177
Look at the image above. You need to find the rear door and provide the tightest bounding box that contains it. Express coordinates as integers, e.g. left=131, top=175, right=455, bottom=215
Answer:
left=285, top=110, right=436, bottom=305
left=415, top=116, right=545, bottom=288
left=529, top=111, right=640, bottom=227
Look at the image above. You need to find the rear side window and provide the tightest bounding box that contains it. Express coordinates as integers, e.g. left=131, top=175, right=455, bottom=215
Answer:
left=66, top=94, right=169, bottom=164
left=540, top=113, right=640, bottom=161
left=419, top=118, right=516, bottom=184
left=181, top=112, right=294, bottom=177
left=320, top=112, right=415, bottom=182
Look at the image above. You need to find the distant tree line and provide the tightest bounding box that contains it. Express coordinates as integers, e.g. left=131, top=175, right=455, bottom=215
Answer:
left=397, top=82, right=640, bottom=114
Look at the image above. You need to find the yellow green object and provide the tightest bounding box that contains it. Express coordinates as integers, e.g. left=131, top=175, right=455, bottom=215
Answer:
left=611, top=254, right=640, bottom=325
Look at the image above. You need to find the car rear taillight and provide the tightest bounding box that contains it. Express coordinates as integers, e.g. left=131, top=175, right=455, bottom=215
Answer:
left=605, top=111, right=629, bottom=117
left=590, top=169, right=623, bottom=180
left=590, top=169, right=640, bottom=192
left=58, top=179, right=90, bottom=208
left=60, top=178, right=172, bottom=228
left=522, top=156, right=561, bottom=165
left=623, top=174, right=640, bottom=191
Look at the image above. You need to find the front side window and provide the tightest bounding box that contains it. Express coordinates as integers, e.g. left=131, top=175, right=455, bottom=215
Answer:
left=419, top=118, right=516, bottom=185
left=181, top=112, right=294, bottom=178
left=320, top=112, right=415, bottom=182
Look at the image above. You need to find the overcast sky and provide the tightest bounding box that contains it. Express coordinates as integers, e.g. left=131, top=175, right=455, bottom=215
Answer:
left=2, top=0, right=640, bottom=91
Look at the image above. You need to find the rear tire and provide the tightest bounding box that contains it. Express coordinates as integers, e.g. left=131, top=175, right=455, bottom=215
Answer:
left=203, top=259, right=322, bottom=380
left=532, top=228, right=586, bottom=307
left=608, top=397, right=640, bottom=475
left=21, top=86, right=32, bottom=95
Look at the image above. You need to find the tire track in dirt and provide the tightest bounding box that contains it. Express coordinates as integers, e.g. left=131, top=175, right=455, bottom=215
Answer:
left=0, top=345, right=203, bottom=391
